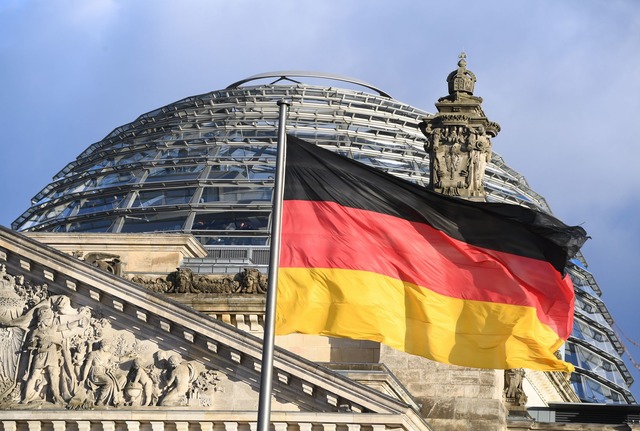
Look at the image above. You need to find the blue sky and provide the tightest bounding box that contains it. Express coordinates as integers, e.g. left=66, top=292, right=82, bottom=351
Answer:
left=1, top=0, right=639, bottom=400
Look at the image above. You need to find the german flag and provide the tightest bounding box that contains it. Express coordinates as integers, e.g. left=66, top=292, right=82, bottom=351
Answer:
left=276, top=135, right=587, bottom=371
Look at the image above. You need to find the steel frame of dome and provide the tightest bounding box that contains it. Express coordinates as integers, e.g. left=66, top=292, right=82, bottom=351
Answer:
left=11, top=72, right=636, bottom=404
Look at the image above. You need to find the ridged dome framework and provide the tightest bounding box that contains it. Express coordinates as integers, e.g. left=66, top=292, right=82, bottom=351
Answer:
left=12, top=71, right=635, bottom=404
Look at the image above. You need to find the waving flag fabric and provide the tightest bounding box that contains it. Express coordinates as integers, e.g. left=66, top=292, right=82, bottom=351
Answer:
left=276, top=135, right=587, bottom=371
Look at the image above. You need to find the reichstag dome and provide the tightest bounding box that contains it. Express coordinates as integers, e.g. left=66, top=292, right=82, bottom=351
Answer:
left=11, top=71, right=636, bottom=405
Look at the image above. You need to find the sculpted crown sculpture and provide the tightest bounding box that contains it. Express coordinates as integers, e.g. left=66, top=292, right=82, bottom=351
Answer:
left=420, top=53, right=501, bottom=200
left=447, top=52, right=476, bottom=95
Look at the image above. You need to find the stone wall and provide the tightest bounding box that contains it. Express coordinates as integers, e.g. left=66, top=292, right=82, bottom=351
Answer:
left=380, top=345, right=508, bottom=431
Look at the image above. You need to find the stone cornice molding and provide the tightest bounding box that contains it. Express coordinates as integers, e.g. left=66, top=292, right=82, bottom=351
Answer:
left=25, top=232, right=207, bottom=258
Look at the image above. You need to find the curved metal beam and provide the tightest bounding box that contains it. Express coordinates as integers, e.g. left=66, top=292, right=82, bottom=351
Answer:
left=226, top=71, right=392, bottom=98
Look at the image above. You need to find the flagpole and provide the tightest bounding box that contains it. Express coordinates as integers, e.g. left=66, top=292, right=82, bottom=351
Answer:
left=257, top=100, right=289, bottom=431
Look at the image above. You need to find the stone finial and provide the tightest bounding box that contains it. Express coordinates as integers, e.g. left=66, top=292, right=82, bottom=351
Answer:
left=447, top=52, right=476, bottom=96
left=420, top=53, right=500, bottom=201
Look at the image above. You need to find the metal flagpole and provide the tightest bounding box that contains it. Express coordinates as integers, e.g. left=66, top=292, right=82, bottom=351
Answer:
left=256, top=100, right=289, bottom=431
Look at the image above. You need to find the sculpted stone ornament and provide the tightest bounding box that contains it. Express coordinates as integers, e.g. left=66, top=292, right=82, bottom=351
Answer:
left=420, top=53, right=500, bottom=200
left=74, top=251, right=125, bottom=277
left=236, top=268, right=267, bottom=294
left=158, top=355, right=205, bottom=406
left=0, top=266, right=219, bottom=409
left=80, top=340, right=127, bottom=406
left=131, top=267, right=267, bottom=295
left=124, top=358, right=155, bottom=406
left=504, top=368, right=527, bottom=406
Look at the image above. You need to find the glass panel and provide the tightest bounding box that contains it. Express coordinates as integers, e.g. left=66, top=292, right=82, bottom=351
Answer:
left=217, top=144, right=276, bottom=162
left=19, top=215, right=43, bottom=230
left=77, top=194, right=126, bottom=215
left=570, top=373, right=626, bottom=404
left=120, top=213, right=187, bottom=233
left=50, top=170, right=143, bottom=199
left=232, top=187, right=272, bottom=203
left=199, top=186, right=272, bottom=203
left=247, top=164, right=274, bottom=181
left=572, top=319, right=618, bottom=355
left=207, top=164, right=248, bottom=180
left=156, top=147, right=211, bottom=160
left=66, top=218, right=114, bottom=233
left=131, top=188, right=196, bottom=207
left=118, top=150, right=158, bottom=165
left=86, top=157, right=116, bottom=171
left=94, top=170, right=144, bottom=188
left=146, top=165, right=205, bottom=183
left=565, top=343, right=626, bottom=386
left=191, top=211, right=269, bottom=231
left=39, top=201, right=79, bottom=222
left=199, top=187, right=219, bottom=203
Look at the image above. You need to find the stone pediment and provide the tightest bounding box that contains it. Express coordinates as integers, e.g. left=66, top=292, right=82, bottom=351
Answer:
left=0, top=226, right=431, bottom=431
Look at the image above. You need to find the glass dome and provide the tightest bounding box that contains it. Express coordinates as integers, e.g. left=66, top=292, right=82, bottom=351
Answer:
left=12, top=71, right=635, bottom=404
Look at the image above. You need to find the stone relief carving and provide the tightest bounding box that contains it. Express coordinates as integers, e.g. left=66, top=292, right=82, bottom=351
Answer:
left=422, top=124, right=493, bottom=197
left=131, top=267, right=267, bottom=295
left=0, top=265, right=218, bottom=409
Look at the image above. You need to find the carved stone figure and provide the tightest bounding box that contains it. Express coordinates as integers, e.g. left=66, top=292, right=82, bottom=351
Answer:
left=467, top=126, right=492, bottom=195
left=0, top=264, right=16, bottom=294
left=168, top=267, right=196, bottom=293
left=124, top=358, right=154, bottom=406
left=1, top=274, right=49, bottom=402
left=236, top=268, right=267, bottom=294
left=504, top=368, right=527, bottom=406
left=21, top=306, right=65, bottom=404
left=51, top=297, right=91, bottom=399
left=130, top=275, right=172, bottom=293
left=81, top=340, right=126, bottom=406
left=159, top=355, right=196, bottom=406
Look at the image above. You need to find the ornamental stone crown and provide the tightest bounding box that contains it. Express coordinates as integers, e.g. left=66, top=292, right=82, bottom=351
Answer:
left=447, top=52, right=476, bottom=96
